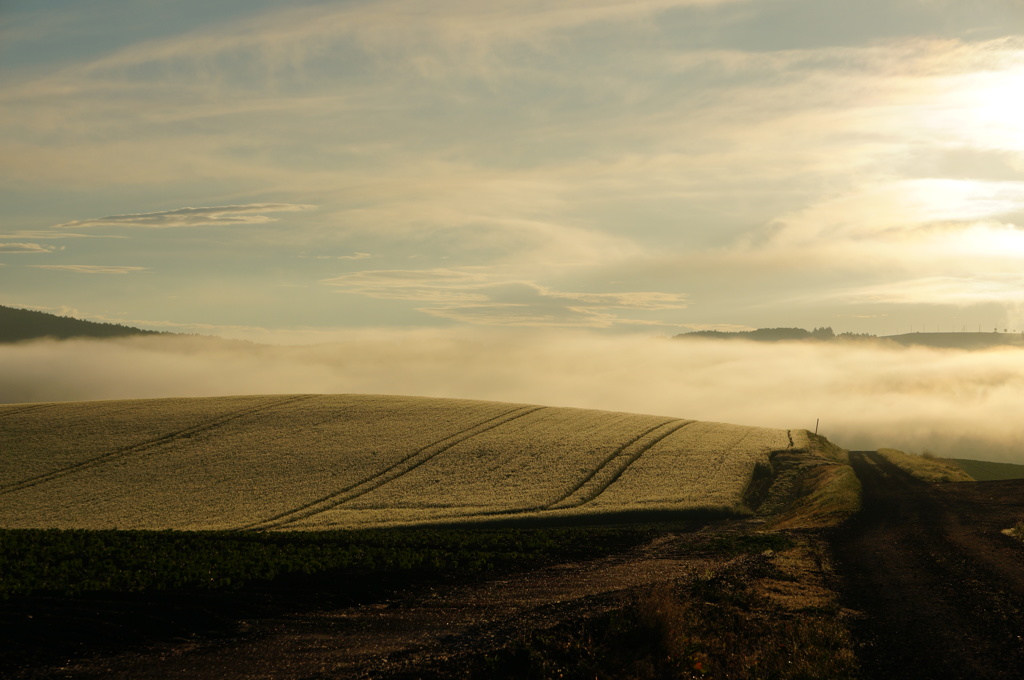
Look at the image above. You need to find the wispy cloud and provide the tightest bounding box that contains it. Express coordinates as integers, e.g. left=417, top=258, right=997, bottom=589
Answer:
left=0, top=243, right=56, bottom=253
left=31, top=265, right=146, bottom=274
left=323, top=268, right=687, bottom=327
left=0, top=230, right=124, bottom=240
left=422, top=283, right=688, bottom=327
left=40, top=0, right=753, bottom=82
left=823, top=275, right=1024, bottom=307
left=323, top=268, right=495, bottom=302
left=759, top=179, right=1024, bottom=248
left=54, top=203, right=314, bottom=229
left=304, top=252, right=373, bottom=261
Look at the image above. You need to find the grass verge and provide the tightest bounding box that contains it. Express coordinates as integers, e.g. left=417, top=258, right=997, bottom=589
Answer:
left=760, top=432, right=861, bottom=530
left=875, top=448, right=974, bottom=483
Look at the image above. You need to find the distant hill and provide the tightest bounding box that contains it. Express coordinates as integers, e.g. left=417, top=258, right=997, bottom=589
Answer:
left=676, top=327, right=1024, bottom=350
left=0, top=305, right=164, bottom=343
left=885, top=332, right=1024, bottom=350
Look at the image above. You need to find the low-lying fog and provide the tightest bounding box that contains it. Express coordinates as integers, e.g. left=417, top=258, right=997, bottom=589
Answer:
left=2, top=331, right=1022, bottom=463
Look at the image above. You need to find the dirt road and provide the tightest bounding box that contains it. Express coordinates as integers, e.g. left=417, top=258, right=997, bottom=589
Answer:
left=833, top=451, right=1024, bottom=680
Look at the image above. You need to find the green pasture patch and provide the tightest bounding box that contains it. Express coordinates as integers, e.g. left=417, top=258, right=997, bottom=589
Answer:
left=952, top=458, right=1024, bottom=481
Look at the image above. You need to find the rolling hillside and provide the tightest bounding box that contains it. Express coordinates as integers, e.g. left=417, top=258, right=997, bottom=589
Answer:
left=0, top=395, right=804, bottom=531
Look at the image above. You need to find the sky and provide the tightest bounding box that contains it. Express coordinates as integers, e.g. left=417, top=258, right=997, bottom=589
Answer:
left=4, top=1, right=1024, bottom=460
left=2, top=0, right=1024, bottom=339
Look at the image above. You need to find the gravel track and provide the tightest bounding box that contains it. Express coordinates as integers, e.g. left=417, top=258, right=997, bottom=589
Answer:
left=833, top=451, right=1024, bottom=680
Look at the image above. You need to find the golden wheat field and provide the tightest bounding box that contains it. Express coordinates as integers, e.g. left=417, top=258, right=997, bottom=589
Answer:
left=0, top=395, right=806, bottom=530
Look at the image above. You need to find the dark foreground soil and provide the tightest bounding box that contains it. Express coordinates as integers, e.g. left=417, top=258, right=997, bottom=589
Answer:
left=4, top=522, right=854, bottom=680
left=2, top=528, right=723, bottom=679
left=832, top=452, right=1024, bottom=680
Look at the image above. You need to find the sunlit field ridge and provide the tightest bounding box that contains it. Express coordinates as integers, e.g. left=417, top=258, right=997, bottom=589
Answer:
left=0, top=395, right=800, bottom=531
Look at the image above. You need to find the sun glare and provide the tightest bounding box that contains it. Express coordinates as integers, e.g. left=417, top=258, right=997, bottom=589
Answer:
left=949, top=223, right=1024, bottom=259
left=948, top=63, right=1024, bottom=151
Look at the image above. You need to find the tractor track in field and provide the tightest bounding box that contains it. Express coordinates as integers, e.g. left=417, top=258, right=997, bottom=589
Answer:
left=243, top=406, right=548, bottom=531
left=546, top=419, right=692, bottom=510
left=832, top=451, right=1024, bottom=680
left=0, top=404, right=54, bottom=419
left=0, top=395, right=313, bottom=496
left=414, top=418, right=694, bottom=525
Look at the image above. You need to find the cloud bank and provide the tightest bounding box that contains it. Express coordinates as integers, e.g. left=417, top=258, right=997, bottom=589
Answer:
left=3, top=331, right=1024, bottom=463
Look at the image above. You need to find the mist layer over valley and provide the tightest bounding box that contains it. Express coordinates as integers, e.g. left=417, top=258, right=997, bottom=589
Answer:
left=2, top=330, right=1022, bottom=463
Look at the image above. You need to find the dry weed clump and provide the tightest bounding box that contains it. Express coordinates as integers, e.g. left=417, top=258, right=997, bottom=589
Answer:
left=1002, top=521, right=1024, bottom=542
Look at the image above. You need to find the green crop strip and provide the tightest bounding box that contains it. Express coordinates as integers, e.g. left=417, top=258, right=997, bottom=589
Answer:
left=0, top=526, right=657, bottom=599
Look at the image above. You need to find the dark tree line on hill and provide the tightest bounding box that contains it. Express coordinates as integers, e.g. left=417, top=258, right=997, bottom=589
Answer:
left=0, top=305, right=165, bottom=343
left=676, top=326, right=857, bottom=342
